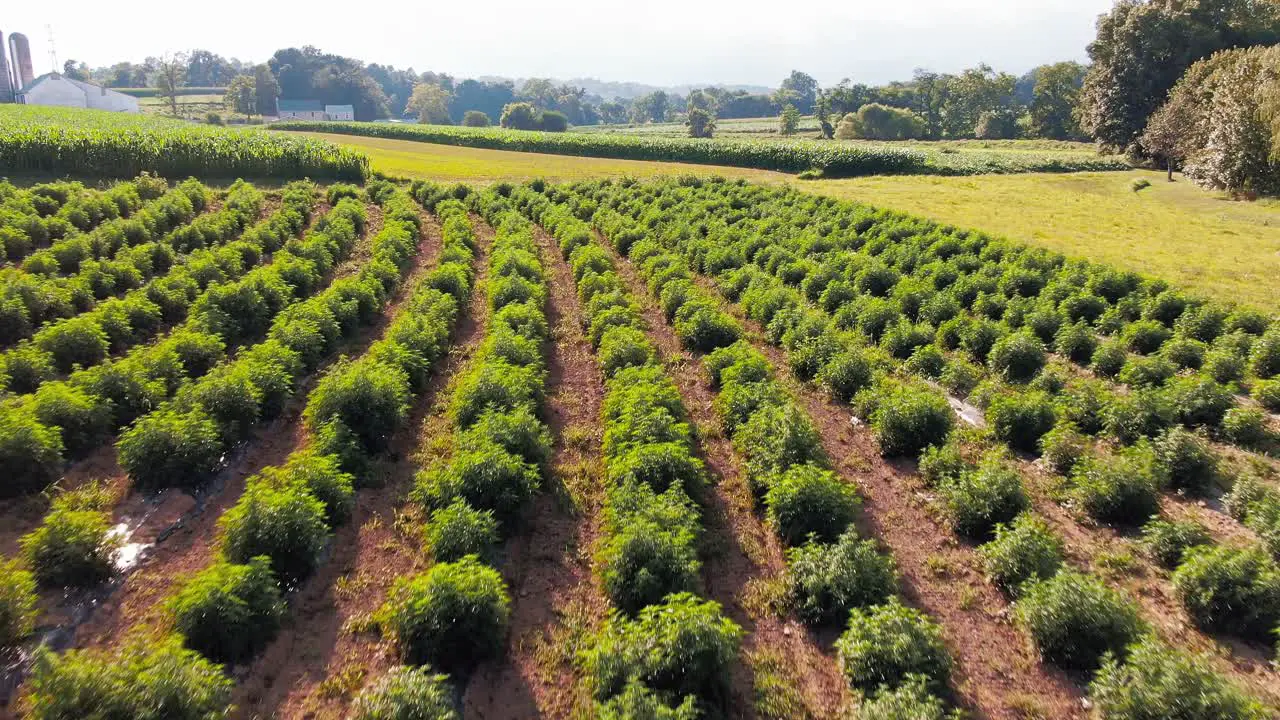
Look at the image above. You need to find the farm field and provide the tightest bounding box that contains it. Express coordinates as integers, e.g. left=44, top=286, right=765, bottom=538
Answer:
left=137, top=94, right=227, bottom=120
left=273, top=120, right=1130, bottom=176
left=2, top=158, right=1280, bottom=720
left=299, top=129, right=1280, bottom=311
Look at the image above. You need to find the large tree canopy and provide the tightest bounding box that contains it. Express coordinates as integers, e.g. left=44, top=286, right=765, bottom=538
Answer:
left=268, top=46, right=389, bottom=121
left=1079, top=0, right=1280, bottom=152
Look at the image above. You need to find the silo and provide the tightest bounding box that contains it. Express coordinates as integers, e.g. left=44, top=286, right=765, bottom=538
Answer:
left=0, top=31, right=12, bottom=102
left=9, top=33, right=34, bottom=91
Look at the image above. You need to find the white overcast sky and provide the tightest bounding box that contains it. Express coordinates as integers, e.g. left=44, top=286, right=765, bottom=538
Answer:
left=5, top=0, right=1115, bottom=87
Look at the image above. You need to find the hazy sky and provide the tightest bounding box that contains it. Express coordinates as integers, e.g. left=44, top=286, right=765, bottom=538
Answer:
left=5, top=0, right=1115, bottom=87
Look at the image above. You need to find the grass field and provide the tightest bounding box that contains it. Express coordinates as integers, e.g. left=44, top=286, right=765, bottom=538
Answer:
left=306, top=130, right=1280, bottom=311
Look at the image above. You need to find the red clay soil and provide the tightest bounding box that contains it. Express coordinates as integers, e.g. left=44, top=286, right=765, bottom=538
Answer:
left=231, top=212, right=492, bottom=720
left=661, top=267, right=1088, bottom=720
left=461, top=226, right=610, bottom=719
left=599, top=238, right=854, bottom=719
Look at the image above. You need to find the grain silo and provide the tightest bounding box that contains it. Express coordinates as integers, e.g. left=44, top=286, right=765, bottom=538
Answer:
left=8, top=32, right=34, bottom=91
left=0, top=31, right=13, bottom=102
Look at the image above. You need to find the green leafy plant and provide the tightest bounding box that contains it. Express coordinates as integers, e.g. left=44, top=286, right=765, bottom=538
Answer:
left=167, top=557, right=284, bottom=664
left=351, top=665, right=460, bottom=720
left=787, top=530, right=897, bottom=625
left=979, top=513, right=1063, bottom=596
left=835, top=598, right=952, bottom=696
left=1015, top=571, right=1143, bottom=672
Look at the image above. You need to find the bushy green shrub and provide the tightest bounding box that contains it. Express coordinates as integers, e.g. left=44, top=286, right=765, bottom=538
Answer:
left=986, top=391, right=1055, bottom=453
left=21, top=489, right=118, bottom=588
left=787, top=530, right=896, bottom=625
left=305, top=359, right=410, bottom=455
left=735, top=404, right=825, bottom=486
left=1172, top=544, right=1280, bottom=638
left=1070, top=451, right=1160, bottom=526
left=1039, top=421, right=1088, bottom=476
left=988, top=331, right=1045, bottom=382
left=381, top=556, right=510, bottom=673
left=835, top=599, right=951, bottom=696
left=30, top=382, right=109, bottom=458
left=462, top=406, right=552, bottom=467
left=867, top=383, right=953, bottom=457
left=599, top=480, right=701, bottom=615
left=1160, top=336, right=1207, bottom=370
left=449, top=360, right=543, bottom=429
left=979, top=513, right=1063, bottom=596
left=1250, top=328, right=1280, bottom=378
left=764, top=464, right=860, bottom=545
left=185, top=364, right=262, bottom=443
left=595, top=680, right=699, bottom=720
left=1219, top=407, right=1270, bottom=449
left=0, top=408, right=64, bottom=494
left=598, top=326, right=655, bottom=378
left=608, top=442, right=704, bottom=495
left=1204, top=348, right=1246, bottom=385
left=219, top=477, right=329, bottom=585
left=1151, top=427, right=1217, bottom=494
left=1118, top=354, right=1176, bottom=389
left=0, top=559, right=38, bottom=648
left=37, top=316, right=109, bottom=373
left=1124, top=320, right=1172, bottom=355
left=1090, top=636, right=1267, bottom=720
left=855, top=675, right=949, bottom=719
left=1104, top=389, right=1176, bottom=445
left=1015, top=571, right=1143, bottom=672
left=271, top=451, right=355, bottom=525
left=1252, top=378, right=1280, bottom=412
left=167, top=557, right=284, bottom=664
left=414, top=442, right=540, bottom=525
left=1140, top=520, right=1211, bottom=569
left=118, top=408, right=223, bottom=490
left=817, top=348, right=875, bottom=402
left=941, top=458, right=1028, bottom=540
left=583, top=593, right=741, bottom=703
left=425, top=501, right=499, bottom=563
left=1054, top=322, right=1097, bottom=365
left=1165, top=376, right=1233, bottom=429
left=1091, top=340, right=1128, bottom=378
left=351, top=665, right=459, bottom=720
left=23, top=635, right=232, bottom=720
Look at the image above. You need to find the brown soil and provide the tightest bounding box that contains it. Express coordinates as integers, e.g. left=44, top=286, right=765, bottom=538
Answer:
left=661, top=264, right=1087, bottom=720
left=461, top=226, right=609, bottom=719
left=603, top=237, right=858, bottom=720
left=232, top=211, right=491, bottom=720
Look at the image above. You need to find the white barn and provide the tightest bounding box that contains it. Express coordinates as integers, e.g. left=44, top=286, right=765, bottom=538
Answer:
left=18, top=73, right=140, bottom=112
left=324, top=104, right=354, bottom=121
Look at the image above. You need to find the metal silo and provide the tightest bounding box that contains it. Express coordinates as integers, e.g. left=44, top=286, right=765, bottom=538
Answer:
left=9, top=32, right=34, bottom=91
left=0, top=31, right=12, bottom=102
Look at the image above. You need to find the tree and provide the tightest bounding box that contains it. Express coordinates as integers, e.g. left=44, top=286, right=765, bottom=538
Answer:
left=814, top=93, right=835, bottom=139
left=462, top=110, right=490, bottom=127
left=269, top=46, right=389, bottom=121
left=780, top=70, right=819, bottom=114
left=253, top=65, right=279, bottom=117
left=599, top=100, right=629, bottom=124
left=836, top=104, right=927, bottom=140
left=1141, top=101, right=1188, bottom=181
left=910, top=69, right=951, bottom=140
left=449, top=79, right=515, bottom=125
left=186, top=50, right=234, bottom=87
left=1028, top=62, right=1086, bottom=140
left=779, top=104, right=801, bottom=136
left=687, top=89, right=716, bottom=114
left=632, top=91, right=669, bottom=123
left=224, top=75, right=257, bottom=119
left=539, top=110, right=569, bottom=132
left=154, top=53, right=188, bottom=117
left=944, top=63, right=1017, bottom=138
left=1079, top=0, right=1280, bottom=153
left=500, top=102, right=540, bottom=131
left=686, top=107, right=715, bottom=138
left=408, top=83, right=453, bottom=125
left=61, top=61, right=89, bottom=82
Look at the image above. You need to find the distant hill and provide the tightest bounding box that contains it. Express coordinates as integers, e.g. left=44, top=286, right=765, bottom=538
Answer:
left=475, top=76, right=774, bottom=100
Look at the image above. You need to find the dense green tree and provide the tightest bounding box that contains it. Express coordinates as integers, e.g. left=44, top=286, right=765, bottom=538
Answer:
left=599, top=100, right=629, bottom=124
left=268, top=46, right=389, bottom=120
left=449, top=79, right=516, bottom=124
left=911, top=69, right=952, bottom=139
left=632, top=91, right=670, bottom=123
left=1028, top=61, right=1087, bottom=140
left=500, top=101, right=540, bottom=130
left=409, top=82, right=453, bottom=125
left=224, top=74, right=257, bottom=118
left=61, top=60, right=89, bottom=82
left=944, top=63, right=1017, bottom=138
left=779, top=104, right=801, bottom=136
left=185, top=50, right=237, bottom=86
left=1079, top=0, right=1280, bottom=152
left=779, top=70, right=819, bottom=113
left=253, top=64, right=278, bottom=117
left=153, top=53, right=188, bottom=117
left=686, top=107, right=715, bottom=138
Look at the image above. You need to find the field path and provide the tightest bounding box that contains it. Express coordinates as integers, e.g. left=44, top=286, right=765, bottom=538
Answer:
left=233, top=211, right=492, bottom=719
left=460, top=225, right=609, bottom=718
left=600, top=233, right=858, bottom=719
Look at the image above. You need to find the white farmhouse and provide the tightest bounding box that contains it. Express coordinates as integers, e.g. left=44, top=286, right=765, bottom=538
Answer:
left=17, top=73, right=140, bottom=112
left=324, top=104, right=354, bottom=121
